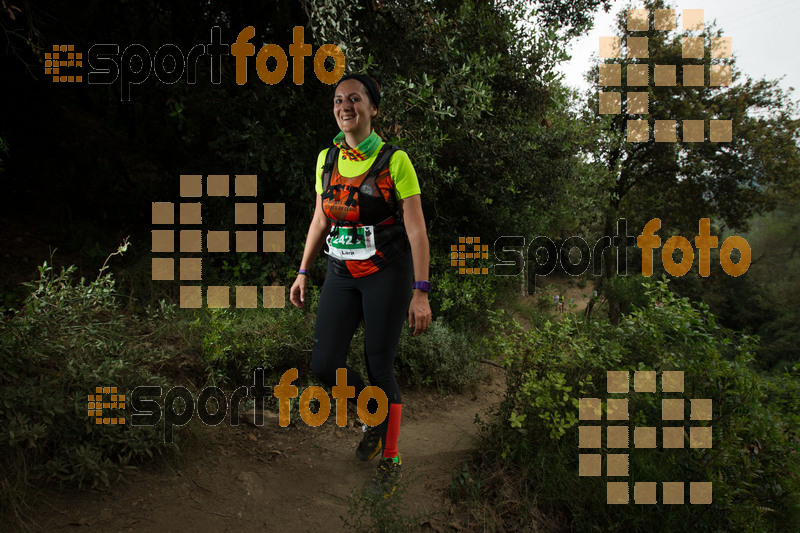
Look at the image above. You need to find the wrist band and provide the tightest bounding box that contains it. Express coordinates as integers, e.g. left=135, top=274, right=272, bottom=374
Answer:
left=412, top=280, right=430, bottom=292
left=298, top=269, right=308, bottom=275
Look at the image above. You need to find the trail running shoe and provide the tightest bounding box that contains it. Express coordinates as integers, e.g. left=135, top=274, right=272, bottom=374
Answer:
left=356, top=424, right=382, bottom=462
left=366, top=454, right=402, bottom=497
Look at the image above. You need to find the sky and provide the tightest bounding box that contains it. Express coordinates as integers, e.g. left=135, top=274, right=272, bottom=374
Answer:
left=557, top=0, right=800, bottom=98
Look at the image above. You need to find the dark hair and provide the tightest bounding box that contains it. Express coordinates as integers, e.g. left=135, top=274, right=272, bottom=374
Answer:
left=335, top=74, right=382, bottom=110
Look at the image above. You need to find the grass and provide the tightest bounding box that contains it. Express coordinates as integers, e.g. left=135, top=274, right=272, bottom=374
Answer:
left=341, top=466, right=432, bottom=533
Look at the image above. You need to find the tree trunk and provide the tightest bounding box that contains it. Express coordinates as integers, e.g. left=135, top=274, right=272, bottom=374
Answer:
left=603, top=198, right=622, bottom=325
left=601, top=141, right=625, bottom=325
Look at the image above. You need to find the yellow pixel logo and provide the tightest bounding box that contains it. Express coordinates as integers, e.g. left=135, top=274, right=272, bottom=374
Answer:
left=451, top=236, right=489, bottom=275
left=598, top=8, right=732, bottom=143
left=88, top=386, right=126, bottom=425
left=45, top=44, right=83, bottom=83
left=578, top=370, right=713, bottom=505
left=152, top=174, right=286, bottom=309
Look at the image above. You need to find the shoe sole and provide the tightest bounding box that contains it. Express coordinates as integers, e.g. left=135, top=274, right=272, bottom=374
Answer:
left=383, top=471, right=402, bottom=497
left=366, top=465, right=402, bottom=498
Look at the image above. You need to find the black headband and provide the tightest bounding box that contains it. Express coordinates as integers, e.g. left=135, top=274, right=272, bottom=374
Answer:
left=336, top=74, right=381, bottom=109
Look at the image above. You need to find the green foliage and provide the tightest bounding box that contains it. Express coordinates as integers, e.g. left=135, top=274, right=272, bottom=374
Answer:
left=5, top=0, right=612, bottom=339
left=582, top=0, right=800, bottom=325
left=604, top=274, right=650, bottom=314
left=586, top=0, right=800, bottom=235
left=322, top=0, right=595, bottom=245
left=432, top=254, right=498, bottom=331
left=531, top=0, right=614, bottom=38
left=663, top=199, right=800, bottom=371
left=301, top=0, right=366, bottom=69
left=449, top=461, right=485, bottom=503
left=340, top=470, right=428, bottom=533
left=741, top=199, right=800, bottom=369
left=478, top=279, right=800, bottom=531
left=504, top=294, right=553, bottom=329
left=188, top=285, right=320, bottom=387
left=220, top=252, right=254, bottom=281
left=0, top=257, right=172, bottom=523
left=186, top=275, right=481, bottom=398
left=395, top=319, right=481, bottom=392
left=532, top=284, right=562, bottom=312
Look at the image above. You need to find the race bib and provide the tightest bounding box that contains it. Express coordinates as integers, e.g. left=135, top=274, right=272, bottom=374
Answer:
left=326, top=225, right=376, bottom=261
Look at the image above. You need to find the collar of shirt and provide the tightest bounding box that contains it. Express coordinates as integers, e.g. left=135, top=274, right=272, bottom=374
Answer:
left=333, top=130, right=382, bottom=162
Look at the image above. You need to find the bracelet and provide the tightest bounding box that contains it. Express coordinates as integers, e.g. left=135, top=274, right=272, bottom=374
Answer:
left=298, top=269, right=308, bottom=275
left=412, top=280, right=431, bottom=292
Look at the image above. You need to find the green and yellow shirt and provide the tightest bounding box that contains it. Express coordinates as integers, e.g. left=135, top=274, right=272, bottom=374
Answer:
left=316, top=131, right=420, bottom=278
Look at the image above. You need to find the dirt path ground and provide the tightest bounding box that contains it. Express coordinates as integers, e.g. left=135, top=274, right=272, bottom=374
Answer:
left=29, top=368, right=504, bottom=532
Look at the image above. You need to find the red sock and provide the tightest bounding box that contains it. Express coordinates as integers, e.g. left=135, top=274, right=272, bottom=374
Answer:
left=382, top=403, right=402, bottom=458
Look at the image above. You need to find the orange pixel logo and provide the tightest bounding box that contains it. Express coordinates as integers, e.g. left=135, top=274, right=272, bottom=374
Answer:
left=598, top=8, right=732, bottom=143
left=152, top=174, right=286, bottom=309
left=45, top=44, right=83, bottom=83
left=88, top=386, right=126, bottom=425
left=451, top=236, right=489, bottom=275
left=578, top=370, right=713, bottom=505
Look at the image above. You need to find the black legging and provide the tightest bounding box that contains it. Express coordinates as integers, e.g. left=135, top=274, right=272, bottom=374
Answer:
left=311, top=252, right=413, bottom=437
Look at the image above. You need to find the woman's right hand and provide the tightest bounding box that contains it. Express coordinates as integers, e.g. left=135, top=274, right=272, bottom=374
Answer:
left=289, top=275, right=308, bottom=308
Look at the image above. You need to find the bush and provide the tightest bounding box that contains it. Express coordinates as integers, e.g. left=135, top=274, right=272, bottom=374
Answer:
left=535, top=284, right=560, bottom=312
left=432, top=250, right=498, bottom=332
left=395, top=318, right=481, bottom=392
left=0, top=256, right=173, bottom=525
left=188, top=285, right=320, bottom=387
left=604, top=274, right=650, bottom=314
left=185, top=270, right=483, bottom=407
left=340, top=469, right=428, bottom=533
left=467, top=278, right=800, bottom=531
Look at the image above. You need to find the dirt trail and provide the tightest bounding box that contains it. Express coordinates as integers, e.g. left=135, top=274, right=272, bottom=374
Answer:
left=30, top=368, right=504, bottom=532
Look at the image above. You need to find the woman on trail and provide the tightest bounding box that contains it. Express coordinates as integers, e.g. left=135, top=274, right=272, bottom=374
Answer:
left=289, top=73, right=432, bottom=496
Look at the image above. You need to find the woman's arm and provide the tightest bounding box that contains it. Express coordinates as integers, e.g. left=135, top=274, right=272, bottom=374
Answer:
left=400, top=194, right=432, bottom=335
left=290, top=194, right=329, bottom=307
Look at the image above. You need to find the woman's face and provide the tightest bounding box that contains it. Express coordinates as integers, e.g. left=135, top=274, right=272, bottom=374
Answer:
left=333, top=79, right=376, bottom=137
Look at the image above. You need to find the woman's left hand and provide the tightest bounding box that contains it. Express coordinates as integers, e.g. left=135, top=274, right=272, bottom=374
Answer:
left=408, top=291, right=432, bottom=336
